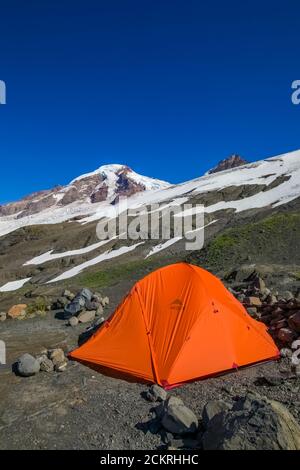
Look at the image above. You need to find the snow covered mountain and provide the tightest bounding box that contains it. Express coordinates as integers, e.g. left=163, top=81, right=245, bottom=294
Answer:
left=0, top=164, right=170, bottom=236
left=0, top=149, right=299, bottom=293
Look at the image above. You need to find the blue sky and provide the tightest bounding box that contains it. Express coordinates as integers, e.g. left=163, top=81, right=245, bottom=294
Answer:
left=0, top=1, right=300, bottom=203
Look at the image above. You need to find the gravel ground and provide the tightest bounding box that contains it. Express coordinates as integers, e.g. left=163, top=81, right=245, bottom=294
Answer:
left=0, top=310, right=299, bottom=450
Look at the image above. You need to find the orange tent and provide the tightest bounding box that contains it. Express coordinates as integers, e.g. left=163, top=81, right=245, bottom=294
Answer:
left=69, top=263, right=279, bottom=388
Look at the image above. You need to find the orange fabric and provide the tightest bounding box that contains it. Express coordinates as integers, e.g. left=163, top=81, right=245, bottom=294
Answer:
left=69, top=263, right=279, bottom=387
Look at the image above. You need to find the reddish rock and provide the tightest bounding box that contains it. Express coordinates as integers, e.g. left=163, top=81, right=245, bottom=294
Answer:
left=288, top=312, right=300, bottom=333
left=7, top=304, right=27, bottom=319
left=272, top=319, right=287, bottom=330
left=277, top=328, right=297, bottom=344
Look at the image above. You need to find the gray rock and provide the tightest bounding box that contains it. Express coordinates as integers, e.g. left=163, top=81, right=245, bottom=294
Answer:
left=64, top=300, right=83, bottom=316
left=92, top=316, right=105, bottom=328
left=85, top=300, right=100, bottom=311
left=78, top=310, right=96, bottom=323
left=234, top=265, right=256, bottom=282
left=55, top=296, right=69, bottom=309
left=161, top=396, right=198, bottom=435
left=202, top=393, right=300, bottom=450
left=146, top=384, right=167, bottom=402
left=0, top=312, right=6, bottom=322
left=37, top=355, right=54, bottom=373
left=92, top=293, right=102, bottom=303
left=68, top=316, right=79, bottom=327
left=17, top=353, right=40, bottom=377
left=246, top=307, right=257, bottom=317
left=78, top=288, right=93, bottom=302
left=202, top=400, right=231, bottom=428
left=55, top=360, right=68, bottom=372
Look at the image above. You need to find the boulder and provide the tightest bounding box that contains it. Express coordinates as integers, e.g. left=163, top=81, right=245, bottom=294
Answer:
left=48, top=348, right=65, bottom=367
left=17, top=353, right=40, bottom=377
left=78, top=310, right=96, bottom=323
left=202, top=393, right=300, bottom=450
left=161, top=396, right=198, bottom=435
left=68, top=316, right=79, bottom=327
left=288, top=312, right=300, bottom=333
left=78, top=288, right=93, bottom=302
left=37, top=355, right=54, bottom=373
left=146, top=384, right=167, bottom=402
left=7, top=304, right=27, bottom=319
left=0, top=312, right=6, bottom=322
left=202, top=400, right=231, bottom=428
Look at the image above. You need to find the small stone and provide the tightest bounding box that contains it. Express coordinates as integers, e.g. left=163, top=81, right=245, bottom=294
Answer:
left=95, top=305, right=104, bottom=316
left=246, top=307, right=257, bottom=317
left=55, top=360, right=68, bottom=372
left=68, top=316, right=79, bottom=327
left=85, top=300, right=100, bottom=311
left=17, top=353, right=40, bottom=377
left=253, top=277, right=266, bottom=291
left=63, top=289, right=75, bottom=300
left=283, top=291, right=294, bottom=301
left=101, top=296, right=109, bottom=307
left=146, top=384, right=167, bottom=402
left=245, top=296, right=262, bottom=307
left=0, top=312, right=7, bottom=322
left=78, top=310, right=96, bottom=323
left=92, top=293, right=102, bottom=303
left=280, top=348, right=293, bottom=358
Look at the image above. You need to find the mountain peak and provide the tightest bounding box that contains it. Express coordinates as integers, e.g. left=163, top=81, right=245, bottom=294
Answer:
left=207, top=154, right=248, bottom=174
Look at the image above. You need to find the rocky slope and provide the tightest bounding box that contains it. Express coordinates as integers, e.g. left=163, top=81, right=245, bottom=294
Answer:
left=207, top=154, right=248, bottom=174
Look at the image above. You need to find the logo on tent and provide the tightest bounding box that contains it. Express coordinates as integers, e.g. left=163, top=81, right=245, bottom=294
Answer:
left=170, top=299, right=184, bottom=312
